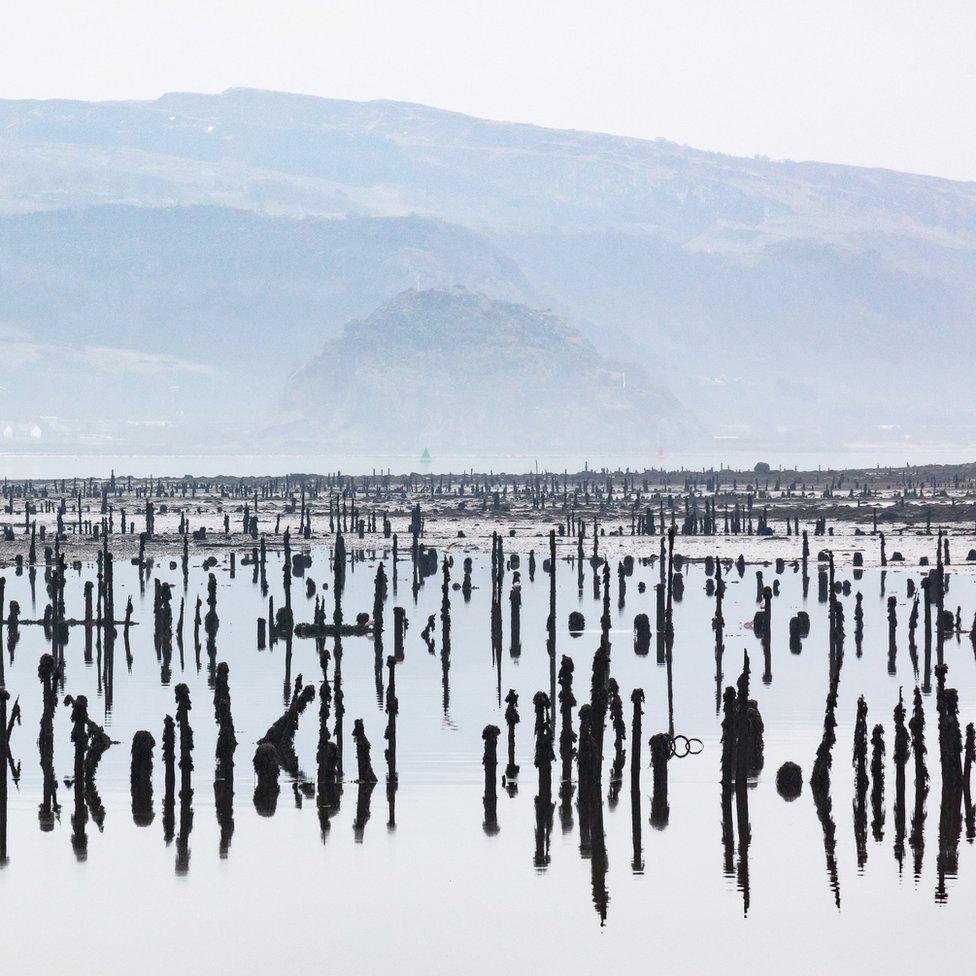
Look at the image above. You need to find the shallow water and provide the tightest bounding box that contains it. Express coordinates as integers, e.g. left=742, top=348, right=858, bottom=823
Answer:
left=2, top=544, right=975, bottom=975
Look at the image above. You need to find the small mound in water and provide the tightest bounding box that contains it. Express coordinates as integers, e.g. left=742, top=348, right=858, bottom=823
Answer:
left=776, top=762, right=803, bottom=801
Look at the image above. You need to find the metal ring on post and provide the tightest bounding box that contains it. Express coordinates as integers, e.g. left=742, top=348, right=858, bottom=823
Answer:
left=668, top=733, right=703, bottom=759
left=670, top=734, right=690, bottom=758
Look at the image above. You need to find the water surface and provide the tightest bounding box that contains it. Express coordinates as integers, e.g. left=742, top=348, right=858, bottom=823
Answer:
left=2, top=545, right=974, bottom=974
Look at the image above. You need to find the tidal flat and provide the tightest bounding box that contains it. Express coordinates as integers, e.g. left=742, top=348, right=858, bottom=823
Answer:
left=1, top=465, right=976, bottom=975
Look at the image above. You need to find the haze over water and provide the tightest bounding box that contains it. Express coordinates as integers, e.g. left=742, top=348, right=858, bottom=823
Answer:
left=3, top=446, right=975, bottom=481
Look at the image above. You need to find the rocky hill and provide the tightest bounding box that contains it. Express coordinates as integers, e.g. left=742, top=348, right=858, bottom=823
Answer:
left=285, top=288, right=693, bottom=453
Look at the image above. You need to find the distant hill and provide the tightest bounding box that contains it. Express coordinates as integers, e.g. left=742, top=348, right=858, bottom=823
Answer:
left=1, top=88, right=975, bottom=453
left=4, top=88, right=974, bottom=248
left=0, top=205, right=533, bottom=365
left=0, top=205, right=536, bottom=448
left=284, top=288, right=694, bottom=453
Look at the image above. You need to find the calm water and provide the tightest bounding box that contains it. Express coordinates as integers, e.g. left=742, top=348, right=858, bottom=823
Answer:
left=2, top=544, right=975, bottom=974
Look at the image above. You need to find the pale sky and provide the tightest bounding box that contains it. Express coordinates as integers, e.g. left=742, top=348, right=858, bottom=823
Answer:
left=1, top=0, right=974, bottom=181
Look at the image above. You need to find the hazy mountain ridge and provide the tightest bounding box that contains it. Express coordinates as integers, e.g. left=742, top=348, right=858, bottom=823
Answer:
left=1, top=88, right=974, bottom=452
left=0, top=204, right=534, bottom=361
left=4, top=88, right=975, bottom=251
left=0, top=204, right=540, bottom=449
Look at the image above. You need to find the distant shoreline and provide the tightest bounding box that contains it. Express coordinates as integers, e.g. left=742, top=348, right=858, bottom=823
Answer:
left=2, top=449, right=976, bottom=480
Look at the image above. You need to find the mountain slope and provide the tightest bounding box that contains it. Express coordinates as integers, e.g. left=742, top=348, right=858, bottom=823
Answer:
left=3, top=88, right=974, bottom=253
